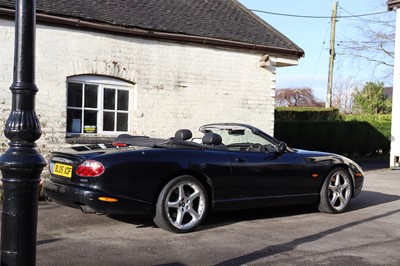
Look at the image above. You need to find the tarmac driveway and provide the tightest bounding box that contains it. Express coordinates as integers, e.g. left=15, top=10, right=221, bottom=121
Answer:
left=9, top=167, right=400, bottom=265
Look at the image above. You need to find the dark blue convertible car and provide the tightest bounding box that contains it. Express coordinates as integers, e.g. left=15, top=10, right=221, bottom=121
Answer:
left=44, top=123, right=364, bottom=233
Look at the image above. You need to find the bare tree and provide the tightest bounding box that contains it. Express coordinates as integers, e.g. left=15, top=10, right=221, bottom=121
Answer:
left=276, top=87, right=324, bottom=107
left=336, top=2, right=395, bottom=80
left=332, top=77, right=362, bottom=113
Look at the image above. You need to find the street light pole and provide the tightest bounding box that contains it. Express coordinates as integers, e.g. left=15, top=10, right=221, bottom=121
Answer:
left=0, top=0, right=45, bottom=265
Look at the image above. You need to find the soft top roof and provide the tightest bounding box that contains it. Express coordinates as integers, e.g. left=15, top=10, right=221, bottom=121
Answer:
left=113, top=135, right=166, bottom=147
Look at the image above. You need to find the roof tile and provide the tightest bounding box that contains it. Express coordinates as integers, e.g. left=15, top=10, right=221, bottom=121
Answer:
left=0, top=0, right=303, bottom=55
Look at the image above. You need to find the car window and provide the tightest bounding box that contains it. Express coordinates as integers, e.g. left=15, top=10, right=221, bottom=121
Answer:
left=206, top=128, right=278, bottom=153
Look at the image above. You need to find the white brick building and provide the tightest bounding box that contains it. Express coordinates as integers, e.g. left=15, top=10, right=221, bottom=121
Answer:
left=0, top=0, right=303, bottom=157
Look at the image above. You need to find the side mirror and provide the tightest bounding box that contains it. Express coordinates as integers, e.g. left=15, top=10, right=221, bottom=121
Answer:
left=278, top=142, right=288, bottom=153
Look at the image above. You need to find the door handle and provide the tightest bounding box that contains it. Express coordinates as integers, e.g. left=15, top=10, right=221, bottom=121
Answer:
left=234, top=157, right=246, bottom=162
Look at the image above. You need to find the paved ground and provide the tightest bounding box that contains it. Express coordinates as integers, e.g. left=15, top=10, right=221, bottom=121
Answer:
left=2, top=165, right=400, bottom=265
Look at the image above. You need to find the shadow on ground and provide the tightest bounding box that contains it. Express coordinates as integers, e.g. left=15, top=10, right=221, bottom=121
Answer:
left=108, top=189, right=400, bottom=232
left=348, top=190, right=400, bottom=212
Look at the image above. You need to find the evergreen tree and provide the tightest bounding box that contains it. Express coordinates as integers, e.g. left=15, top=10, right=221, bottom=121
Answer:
left=352, top=82, right=391, bottom=114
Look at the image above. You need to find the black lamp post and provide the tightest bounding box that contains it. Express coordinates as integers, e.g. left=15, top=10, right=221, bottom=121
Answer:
left=0, top=0, right=45, bottom=265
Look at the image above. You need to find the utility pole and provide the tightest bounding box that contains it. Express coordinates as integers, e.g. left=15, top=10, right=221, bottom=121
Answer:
left=326, top=1, right=338, bottom=108
left=0, top=0, right=45, bottom=265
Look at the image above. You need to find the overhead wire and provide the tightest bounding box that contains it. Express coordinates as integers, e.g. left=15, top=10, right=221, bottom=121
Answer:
left=310, top=22, right=331, bottom=91
left=338, top=6, right=394, bottom=23
left=251, top=3, right=393, bottom=90
left=252, top=5, right=394, bottom=56
left=252, top=7, right=335, bottom=91
left=252, top=5, right=394, bottom=51
left=250, top=9, right=389, bottom=19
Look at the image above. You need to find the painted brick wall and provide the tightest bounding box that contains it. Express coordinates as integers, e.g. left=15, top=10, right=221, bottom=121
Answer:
left=0, top=19, right=277, bottom=158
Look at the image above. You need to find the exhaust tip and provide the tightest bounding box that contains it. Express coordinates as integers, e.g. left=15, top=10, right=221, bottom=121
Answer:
left=44, top=195, right=52, bottom=202
left=80, top=205, right=96, bottom=214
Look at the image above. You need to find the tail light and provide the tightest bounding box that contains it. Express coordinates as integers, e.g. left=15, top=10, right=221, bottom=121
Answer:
left=76, top=160, right=105, bottom=177
left=112, top=142, right=127, bottom=147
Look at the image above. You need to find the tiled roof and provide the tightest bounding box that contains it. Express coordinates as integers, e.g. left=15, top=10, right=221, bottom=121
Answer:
left=388, top=0, right=400, bottom=10
left=0, top=0, right=304, bottom=56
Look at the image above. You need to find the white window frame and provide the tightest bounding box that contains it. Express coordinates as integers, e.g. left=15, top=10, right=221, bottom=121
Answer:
left=66, top=75, right=134, bottom=136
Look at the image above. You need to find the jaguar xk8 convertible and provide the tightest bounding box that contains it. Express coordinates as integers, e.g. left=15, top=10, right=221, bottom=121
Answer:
left=44, top=123, right=364, bottom=233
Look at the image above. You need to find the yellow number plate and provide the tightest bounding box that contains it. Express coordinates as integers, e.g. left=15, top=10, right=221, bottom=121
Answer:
left=53, top=163, right=73, bottom=178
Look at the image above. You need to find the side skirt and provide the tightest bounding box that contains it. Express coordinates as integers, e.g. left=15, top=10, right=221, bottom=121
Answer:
left=212, top=194, right=319, bottom=212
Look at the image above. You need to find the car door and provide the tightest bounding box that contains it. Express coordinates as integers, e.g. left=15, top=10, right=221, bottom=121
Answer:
left=226, top=148, right=307, bottom=201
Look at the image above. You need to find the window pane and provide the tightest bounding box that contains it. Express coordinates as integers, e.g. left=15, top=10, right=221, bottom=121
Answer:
left=67, top=109, right=82, bottom=133
left=117, top=90, right=129, bottom=111
left=83, top=110, right=97, bottom=133
left=67, top=77, right=132, bottom=135
left=67, top=82, right=82, bottom=107
left=84, top=84, right=98, bottom=108
left=103, top=111, right=115, bottom=131
left=117, top=113, right=128, bottom=131
left=104, top=88, right=115, bottom=110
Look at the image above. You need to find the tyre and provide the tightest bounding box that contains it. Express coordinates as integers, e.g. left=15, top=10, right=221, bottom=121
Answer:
left=153, top=175, right=208, bottom=233
left=318, top=168, right=353, bottom=213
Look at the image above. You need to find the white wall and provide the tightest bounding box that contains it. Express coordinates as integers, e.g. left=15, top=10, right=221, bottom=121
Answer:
left=0, top=18, right=279, bottom=155
left=390, top=10, right=400, bottom=168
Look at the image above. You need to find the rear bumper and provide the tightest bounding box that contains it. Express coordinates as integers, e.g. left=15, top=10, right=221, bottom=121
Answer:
left=43, top=179, right=152, bottom=215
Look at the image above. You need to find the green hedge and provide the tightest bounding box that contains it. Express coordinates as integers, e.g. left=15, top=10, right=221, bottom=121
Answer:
left=343, top=114, right=392, bottom=140
left=343, top=114, right=392, bottom=122
left=274, top=109, right=391, bottom=157
left=275, top=107, right=341, bottom=121
left=275, top=121, right=390, bottom=156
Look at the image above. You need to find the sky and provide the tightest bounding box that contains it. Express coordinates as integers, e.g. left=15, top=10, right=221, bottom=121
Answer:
left=238, top=0, right=394, bottom=101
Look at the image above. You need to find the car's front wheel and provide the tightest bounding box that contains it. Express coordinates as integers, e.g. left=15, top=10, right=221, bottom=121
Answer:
left=153, top=175, right=208, bottom=233
left=318, top=168, right=353, bottom=213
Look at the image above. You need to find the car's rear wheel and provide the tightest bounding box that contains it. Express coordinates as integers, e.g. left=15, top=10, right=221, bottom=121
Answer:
left=153, top=175, right=208, bottom=233
left=318, top=168, right=353, bottom=213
